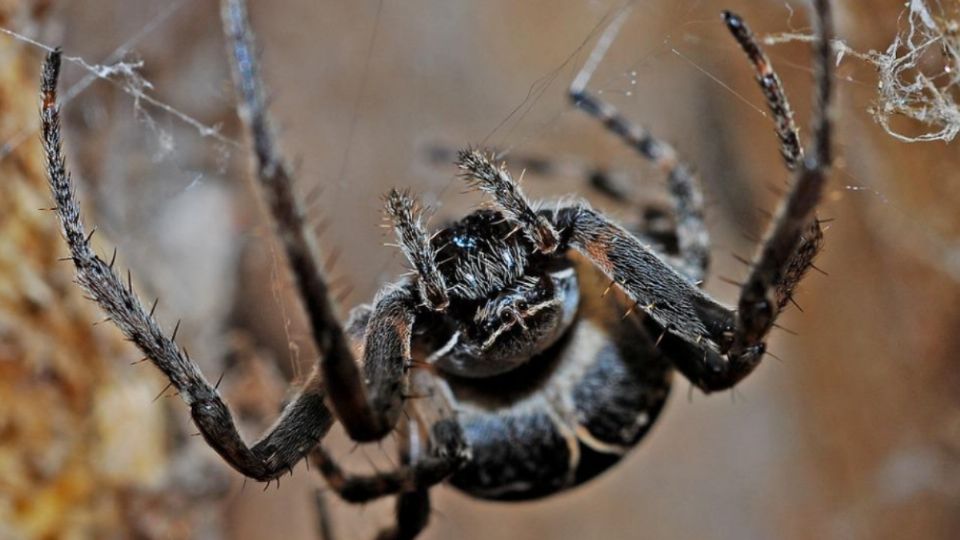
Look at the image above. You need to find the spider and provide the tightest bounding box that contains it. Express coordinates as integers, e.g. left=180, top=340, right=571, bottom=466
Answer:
left=40, top=0, right=833, bottom=538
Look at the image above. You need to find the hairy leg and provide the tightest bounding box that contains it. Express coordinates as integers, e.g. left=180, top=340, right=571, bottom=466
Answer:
left=221, top=0, right=403, bottom=442
left=41, top=49, right=331, bottom=482
left=724, top=0, right=833, bottom=359
left=723, top=11, right=803, bottom=171
left=550, top=204, right=758, bottom=391
left=384, top=189, right=449, bottom=311
left=722, top=9, right=826, bottom=311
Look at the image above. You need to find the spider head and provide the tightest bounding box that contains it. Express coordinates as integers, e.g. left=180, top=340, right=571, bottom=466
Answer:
left=385, top=179, right=579, bottom=378
left=408, top=210, right=579, bottom=378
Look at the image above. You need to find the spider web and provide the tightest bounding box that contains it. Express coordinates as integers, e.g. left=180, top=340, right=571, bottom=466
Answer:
left=765, top=0, right=960, bottom=143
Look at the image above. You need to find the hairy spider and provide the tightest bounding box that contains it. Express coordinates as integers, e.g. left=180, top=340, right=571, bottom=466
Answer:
left=40, top=0, right=834, bottom=538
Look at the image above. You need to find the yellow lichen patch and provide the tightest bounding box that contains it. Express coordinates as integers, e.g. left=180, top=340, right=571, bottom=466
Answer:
left=0, top=15, right=180, bottom=538
left=93, top=377, right=170, bottom=488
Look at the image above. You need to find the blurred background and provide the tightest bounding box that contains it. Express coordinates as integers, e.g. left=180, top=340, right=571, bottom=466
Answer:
left=1, top=0, right=959, bottom=538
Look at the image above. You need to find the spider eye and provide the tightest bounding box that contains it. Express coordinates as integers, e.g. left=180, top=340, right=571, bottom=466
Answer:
left=498, top=309, right=516, bottom=324
left=515, top=300, right=528, bottom=312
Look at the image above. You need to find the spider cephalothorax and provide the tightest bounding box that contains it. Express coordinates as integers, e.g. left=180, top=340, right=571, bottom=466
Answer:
left=392, top=202, right=581, bottom=379
left=41, top=0, right=835, bottom=538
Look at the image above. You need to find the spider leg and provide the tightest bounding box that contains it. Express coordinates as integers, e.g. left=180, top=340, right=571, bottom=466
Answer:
left=384, top=189, right=449, bottom=311
left=354, top=287, right=420, bottom=437
left=551, top=204, right=756, bottom=391
left=456, top=150, right=560, bottom=253
left=557, top=200, right=795, bottom=391
left=40, top=50, right=332, bottom=482
left=312, top=371, right=466, bottom=540
left=723, top=11, right=804, bottom=172
left=309, top=417, right=467, bottom=504
left=724, top=0, right=833, bottom=360
left=221, top=0, right=406, bottom=442
left=377, top=489, right=430, bottom=540
left=376, top=415, right=432, bottom=540
left=723, top=10, right=825, bottom=310
left=312, top=415, right=432, bottom=540
left=568, top=8, right=709, bottom=285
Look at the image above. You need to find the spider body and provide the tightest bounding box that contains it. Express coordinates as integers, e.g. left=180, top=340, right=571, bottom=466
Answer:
left=351, top=206, right=672, bottom=501
left=40, top=1, right=835, bottom=538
